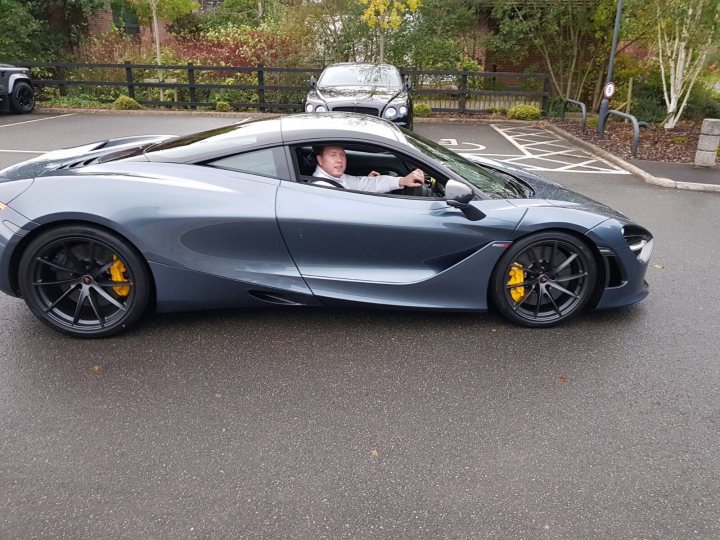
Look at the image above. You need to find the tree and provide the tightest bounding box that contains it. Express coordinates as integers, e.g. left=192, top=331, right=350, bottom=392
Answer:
left=488, top=0, right=615, bottom=101
left=127, top=0, right=198, bottom=94
left=0, top=0, right=42, bottom=60
left=0, top=0, right=111, bottom=60
left=280, top=0, right=374, bottom=64
left=359, top=0, right=421, bottom=63
left=655, top=0, right=720, bottom=129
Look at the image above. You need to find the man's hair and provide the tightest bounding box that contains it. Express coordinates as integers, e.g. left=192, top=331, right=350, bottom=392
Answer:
left=313, top=145, right=345, bottom=157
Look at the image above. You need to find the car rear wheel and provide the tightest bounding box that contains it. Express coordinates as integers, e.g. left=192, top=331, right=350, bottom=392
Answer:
left=18, top=225, right=150, bottom=338
left=9, top=81, right=35, bottom=114
left=491, top=231, right=597, bottom=327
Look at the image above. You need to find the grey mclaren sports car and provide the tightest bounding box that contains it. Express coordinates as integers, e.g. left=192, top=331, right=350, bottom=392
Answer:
left=0, top=113, right=653, bottom=338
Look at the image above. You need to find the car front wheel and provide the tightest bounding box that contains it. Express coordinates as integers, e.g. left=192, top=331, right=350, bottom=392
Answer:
left=18, top=225, right=150, bottom=338
left=491, top=231, right=597, bottom=327
left=9, top=81, right=35, bottom=114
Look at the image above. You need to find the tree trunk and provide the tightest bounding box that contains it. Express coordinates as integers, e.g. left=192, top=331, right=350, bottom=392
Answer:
left=379, top=28, right=385, bottom=63
left=151, top=1, right=164, bottom=101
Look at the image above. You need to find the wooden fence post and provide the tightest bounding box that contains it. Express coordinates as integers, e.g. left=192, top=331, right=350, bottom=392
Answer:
left=257, top=66, right=265, bottom=112
left=187, top=63, right=197, bottom=109
left=459, top=70, right=468, bottom=113
left=124, top=61, right=135, bottom=100
left=56, top=64, right=67, bottom=97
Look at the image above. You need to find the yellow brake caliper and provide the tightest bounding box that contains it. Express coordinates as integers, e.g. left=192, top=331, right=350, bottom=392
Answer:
left=109, top=255, right=130, bottom=297
left=508, top=263, right=525, bottom=302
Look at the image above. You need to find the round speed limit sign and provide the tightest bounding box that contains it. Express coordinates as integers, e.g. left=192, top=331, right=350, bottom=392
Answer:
left=603, top=82, right=616, bottom=99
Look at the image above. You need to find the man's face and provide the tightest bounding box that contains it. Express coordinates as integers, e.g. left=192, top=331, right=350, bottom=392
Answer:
left=316, top=146, right=347, bottom=178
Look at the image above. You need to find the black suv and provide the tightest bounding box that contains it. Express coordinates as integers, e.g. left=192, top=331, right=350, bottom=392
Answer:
left=0, top=64, right=35, bottom=114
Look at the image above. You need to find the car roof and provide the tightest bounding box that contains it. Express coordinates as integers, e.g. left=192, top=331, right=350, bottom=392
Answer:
left=144, top=113, right=404, bottom=163
left=280, top=113, right=403, bottom=144
left=323, top=62, right=400, bottom=69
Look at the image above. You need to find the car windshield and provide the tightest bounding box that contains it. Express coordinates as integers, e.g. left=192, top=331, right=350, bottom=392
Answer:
left=402, top=131, right=524, bottom=199
left=319, top=65, right=402, bottom=88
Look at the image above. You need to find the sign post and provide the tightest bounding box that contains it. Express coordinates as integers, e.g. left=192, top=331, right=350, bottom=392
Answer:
left=598, top=0, right=624, bottom=138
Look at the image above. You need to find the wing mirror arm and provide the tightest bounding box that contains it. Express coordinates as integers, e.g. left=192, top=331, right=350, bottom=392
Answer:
left=446, top=199, right=486, bottom=221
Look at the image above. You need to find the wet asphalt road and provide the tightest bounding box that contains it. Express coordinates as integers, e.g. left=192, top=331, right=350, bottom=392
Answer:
left=1, top=113, right=719, bottom=539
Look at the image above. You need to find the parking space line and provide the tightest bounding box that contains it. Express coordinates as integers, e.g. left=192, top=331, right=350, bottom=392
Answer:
left=0, top=113, right=76, bottom=128
left=488, top=124, right=629, bottom=175
left=0, top=149, right=46, bottom=154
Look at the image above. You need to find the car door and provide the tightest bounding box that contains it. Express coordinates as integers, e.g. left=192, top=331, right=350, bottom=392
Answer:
left=137, top=147, right=312, bottom=298
left=275, top=148, right=526, bottom=310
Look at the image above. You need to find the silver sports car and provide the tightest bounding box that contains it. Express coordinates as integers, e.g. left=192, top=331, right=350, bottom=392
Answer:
left=0, top=113, right=653, bottom=337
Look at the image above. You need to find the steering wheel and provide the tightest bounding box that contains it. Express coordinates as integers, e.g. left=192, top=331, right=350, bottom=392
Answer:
left=423, top=174, right=444, bottom=196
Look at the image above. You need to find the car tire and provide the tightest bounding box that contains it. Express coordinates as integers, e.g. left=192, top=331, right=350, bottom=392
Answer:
left=9, top=81, right=35, bottom=114
left=18, top=225, right=150, bottom=338
left=490, top=231, right=597, bottom=327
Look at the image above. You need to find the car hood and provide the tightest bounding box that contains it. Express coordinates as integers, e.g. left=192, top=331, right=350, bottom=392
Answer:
left=0, top=135, right=175, bottom=181
left=316, top=86, right=404, bottom=103
left=463, top=154, right=627, bottom=220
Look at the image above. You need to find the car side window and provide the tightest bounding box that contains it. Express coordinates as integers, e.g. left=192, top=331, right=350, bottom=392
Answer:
left=292, top=143, right=448, bottom=198
left=206, top=148, right=281, bottom=178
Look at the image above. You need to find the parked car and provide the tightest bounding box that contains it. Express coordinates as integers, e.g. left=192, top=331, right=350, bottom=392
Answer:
left=0, top=113, right=653, bottom=338
left=305, top=63, right=413, bottom=129
left=0, top=64, right=35, bottom=114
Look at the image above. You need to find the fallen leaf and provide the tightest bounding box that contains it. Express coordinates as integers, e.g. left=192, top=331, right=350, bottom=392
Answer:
left=653, top=264, right=664, bottom=269
left=369, top=449, right=379, bottom=457
left=556, top=376, right=567, bottom=384
left=90, top=364, right=102, bottom=374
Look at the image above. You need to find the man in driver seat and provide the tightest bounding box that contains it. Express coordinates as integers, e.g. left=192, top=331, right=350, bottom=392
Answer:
left=312, top=145, right=425, bottom=193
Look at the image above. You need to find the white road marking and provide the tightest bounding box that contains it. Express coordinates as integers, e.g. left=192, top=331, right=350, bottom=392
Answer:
left=439, top=139, right=487, bottom=152
left=0, top=113, right=77, bottom=128
left=484, top=124, right=629, bottom=174
left=0, top=149, right=46, bottom=154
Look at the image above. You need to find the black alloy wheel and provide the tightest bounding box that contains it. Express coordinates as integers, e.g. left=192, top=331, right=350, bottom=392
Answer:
left=491, top=231, right=597, bottom=327
left=9, top=81, right=35, bottom=114
left=18, top=225, right=150, bottom=338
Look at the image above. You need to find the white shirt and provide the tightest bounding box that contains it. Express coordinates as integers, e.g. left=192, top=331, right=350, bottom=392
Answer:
left=312, top=165, right=402, bottom=193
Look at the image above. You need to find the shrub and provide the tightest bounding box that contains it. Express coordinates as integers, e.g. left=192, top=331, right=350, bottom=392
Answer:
left=630, top=95, right=666, bottom=123
left=457, top=59, right=484, bottom=91
left=215, top=100, right=231, bottom=112
left=413, top=102, right=432, bottom=117
left=507, top=105, right=541, bottom=120
left=686, top=84, right=720, bottom=120
left=112, top=95, right=142, bottom=110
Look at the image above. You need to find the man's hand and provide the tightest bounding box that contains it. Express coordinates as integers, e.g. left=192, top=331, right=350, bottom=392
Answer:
left=399, top=168, right=425, bottom=187
left=368, top=170, right=381, bottom=177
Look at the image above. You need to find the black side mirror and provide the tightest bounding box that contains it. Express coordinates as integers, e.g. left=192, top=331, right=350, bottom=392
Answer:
left=445, top=180, right=485, bottom=221
left=310, top=76, right=317, bottom=89
left=404, top=79, right=411, bottom=90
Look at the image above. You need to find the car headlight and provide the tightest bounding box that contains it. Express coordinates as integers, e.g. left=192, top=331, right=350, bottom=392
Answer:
left=622, top=225, right=654, bottom=263
left=399, top=105, right=408, bottom=116
left=305, top=103, right=314, bottom=112
left=385, top=107, right=397, bottom=119
left=316, top=105, right=327, bottom=112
